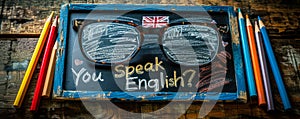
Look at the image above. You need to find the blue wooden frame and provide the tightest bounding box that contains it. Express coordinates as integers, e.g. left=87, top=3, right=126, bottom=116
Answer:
left=53, top=4, right=247, bottom=102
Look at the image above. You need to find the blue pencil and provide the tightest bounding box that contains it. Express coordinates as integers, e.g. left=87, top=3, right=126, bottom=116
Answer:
left=258, top=16, right=291, bottom=110
left=238, top=8, right=257, bottom=97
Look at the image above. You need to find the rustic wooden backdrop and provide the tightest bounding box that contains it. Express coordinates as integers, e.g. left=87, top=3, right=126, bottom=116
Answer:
left=0, top=0, right=300, bottom=118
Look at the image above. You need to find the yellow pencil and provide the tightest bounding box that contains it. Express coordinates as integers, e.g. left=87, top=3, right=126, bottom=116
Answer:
left=14, top=12, right=54, bottom=108
left=42, top=41, right=58, bottom=97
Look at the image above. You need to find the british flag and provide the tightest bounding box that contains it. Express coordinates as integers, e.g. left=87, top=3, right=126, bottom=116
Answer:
left=142, top=16, right=169, bottom=28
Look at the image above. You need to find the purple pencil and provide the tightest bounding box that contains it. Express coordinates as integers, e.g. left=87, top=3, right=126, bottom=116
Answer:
left=254, top=21, right=274, bottom=111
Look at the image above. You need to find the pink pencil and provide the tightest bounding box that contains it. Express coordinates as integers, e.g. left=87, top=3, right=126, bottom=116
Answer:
left=30, top=16, right=58, bottom=111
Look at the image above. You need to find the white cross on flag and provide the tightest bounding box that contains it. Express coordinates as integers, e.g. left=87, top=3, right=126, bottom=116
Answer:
left=142, top=16, right=169, bottom=28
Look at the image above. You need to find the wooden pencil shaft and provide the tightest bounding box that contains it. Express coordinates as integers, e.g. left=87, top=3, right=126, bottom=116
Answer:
left=30, top=16, right=58, bottom=111
left=13, top=12, right=54, bottom=108
left=42, top=41, right=58, bottom=97
left=238, top=8, right=257, bottom=97
left=254, top=21, right=274, bottom=110
left=246, top=16, right=266, bottom=106
left=258, top=16, right=291, bottom=110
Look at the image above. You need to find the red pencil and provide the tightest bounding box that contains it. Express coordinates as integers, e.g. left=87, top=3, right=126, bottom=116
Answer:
left=30, top=16, right=58, bottom=111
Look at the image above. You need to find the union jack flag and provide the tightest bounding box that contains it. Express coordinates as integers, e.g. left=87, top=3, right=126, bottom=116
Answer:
left=142, top=16, right=169, bottom=28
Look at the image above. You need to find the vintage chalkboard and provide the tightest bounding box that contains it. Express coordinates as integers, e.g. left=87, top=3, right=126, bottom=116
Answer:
left=53, top=4, right=247, bottom=101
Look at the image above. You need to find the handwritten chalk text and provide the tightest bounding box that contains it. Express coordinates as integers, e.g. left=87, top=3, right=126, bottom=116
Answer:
left=71, top=68, right=104, bottom=86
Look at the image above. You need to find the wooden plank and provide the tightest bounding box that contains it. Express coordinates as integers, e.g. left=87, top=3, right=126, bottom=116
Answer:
left=0, top=34, right=40, bottom=38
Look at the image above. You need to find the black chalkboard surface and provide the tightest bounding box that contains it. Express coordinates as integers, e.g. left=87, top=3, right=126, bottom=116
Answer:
left=53, top=4, right=247, bottom=101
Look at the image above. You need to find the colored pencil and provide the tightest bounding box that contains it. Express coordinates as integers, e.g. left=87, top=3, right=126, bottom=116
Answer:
left=238, top=8, right=257, bottom=97
left=258, top=16, right=291, bottom=110
left=246, top=15, right=266, bottom=105
left=42, top=41, right=58, bottom=97
left=254, top=21, right=274, bottom=111
left=13, top=12, right=54, bottom=108
left=30, top=16, right=58, bottom=111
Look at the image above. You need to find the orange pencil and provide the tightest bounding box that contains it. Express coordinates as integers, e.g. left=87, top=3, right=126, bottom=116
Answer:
left=246, top=15, right=266, bottom=106
left=42, top=41, right=58, bottom=97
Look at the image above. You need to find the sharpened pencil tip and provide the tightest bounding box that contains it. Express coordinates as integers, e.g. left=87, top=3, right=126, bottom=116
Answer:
left=246, top=15, right=252, bottom=26
left=52, top=16, right=58, bottom=27
left=258, top=16, right=265, bottom=28
left=258, top=16, right=261, bottom=21
left=47, top=11, right=54, bottom=21
left=238, top=8, right=244, bottom=19
left=254, top=21, right=260, bottom=32
left=53, top=41, right=58, bottom=49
